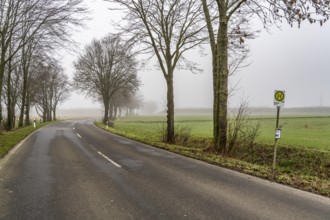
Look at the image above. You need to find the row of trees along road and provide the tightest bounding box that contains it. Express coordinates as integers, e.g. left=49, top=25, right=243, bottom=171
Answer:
left=73, top=35, right=140, bottom=124
left=0, top=0, right=87, bottom=131
left=108, top=0, right=330, bottom=152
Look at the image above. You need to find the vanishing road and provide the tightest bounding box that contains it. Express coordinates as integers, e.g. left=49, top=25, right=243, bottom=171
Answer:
left=0, top=120, right=329, bottom=220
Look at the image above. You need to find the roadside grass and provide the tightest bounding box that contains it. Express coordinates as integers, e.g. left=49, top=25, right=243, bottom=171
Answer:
left=0, top=122, right=54, bottom=158
left=95, top=116, right=330, bottom=197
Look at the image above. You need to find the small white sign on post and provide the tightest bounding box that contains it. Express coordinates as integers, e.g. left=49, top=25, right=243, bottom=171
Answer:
left=274, top=90, right=285, bottom=107
left=275, top=129, right=281, bottom=139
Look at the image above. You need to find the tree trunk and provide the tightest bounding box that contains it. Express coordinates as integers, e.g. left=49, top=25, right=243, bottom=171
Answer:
left=166, top=73, right=175, bottom=143
left=213, top=44, right=219, bottom=146
left=19, top=95, right=25, bottom=126
left=0, top=96, right=2, bottom=127
left=19, top=46, right=28, bottom=127
left=47, top=109, right=51, bottom=121
left=48, top=93, right=53, bottom=121
left=6, top=67, right=13, bottom=131
left=0, top=55, right=5, bottom=126
left=103, top=99, right=110, bottom=124
left=53, top=106, right=56, bottom=121
left=109, top=104, right=113, bottom=120
left=214, top=13, right=229, bottom=153
left=43, top=104, right=47, bottom=122
left=19, top=75, right=27, bottom=127
left=25, top=92, right=30, bottom=125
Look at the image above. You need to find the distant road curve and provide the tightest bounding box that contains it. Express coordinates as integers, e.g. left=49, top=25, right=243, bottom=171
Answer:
left=0, top=120, right=329, bottom=220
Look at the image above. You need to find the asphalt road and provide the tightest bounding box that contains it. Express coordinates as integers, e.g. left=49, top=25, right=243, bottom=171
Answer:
left=0, top=120, right=329, bottom=220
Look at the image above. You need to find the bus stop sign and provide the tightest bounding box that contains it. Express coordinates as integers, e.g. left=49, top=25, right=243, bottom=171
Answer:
left=274, top=90, right=285, bottom=107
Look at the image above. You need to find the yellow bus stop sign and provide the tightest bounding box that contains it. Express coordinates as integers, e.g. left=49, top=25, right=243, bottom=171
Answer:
left=274, top=90, right=285, bottom=107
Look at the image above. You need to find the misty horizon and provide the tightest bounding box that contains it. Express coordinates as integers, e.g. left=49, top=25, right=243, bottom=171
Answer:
left=58, top=1, right=330, bottom=112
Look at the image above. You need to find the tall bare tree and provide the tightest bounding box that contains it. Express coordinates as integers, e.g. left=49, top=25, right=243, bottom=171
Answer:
left=107, top=0, right=206, bottom=143
left=74, top=34, right=140, bottom=124
left=201, top=0, right=330, bottom=152
left=18, top=38, right=35, bottom=127
left=52, top=71, right=71, bottom=121
left=33, top=59, right=70, bottom=122
left=33, top=62, right=52, bottom=122
left=0, top=0, right=87, bottom=126
left=2, top=42, right=21, bottom=130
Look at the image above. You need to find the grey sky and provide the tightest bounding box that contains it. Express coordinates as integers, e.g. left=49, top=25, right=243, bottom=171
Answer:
left=59, top=0, right=330, bottom=110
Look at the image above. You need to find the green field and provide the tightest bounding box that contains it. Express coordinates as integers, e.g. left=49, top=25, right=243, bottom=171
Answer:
left=114, top=115, right=330, bottom=151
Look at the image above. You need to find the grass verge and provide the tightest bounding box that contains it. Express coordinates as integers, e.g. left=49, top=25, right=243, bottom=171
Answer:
left=95, top=121, right=330, bottom=197
left=0, top=122, right=55, bottom=158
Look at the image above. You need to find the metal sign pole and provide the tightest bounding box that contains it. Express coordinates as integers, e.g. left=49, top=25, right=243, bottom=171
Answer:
left=273, top=90, right=285, bottom=170
left=275, top=106, right=280, bottom=129
left=273, top=106, right=281, bottom=170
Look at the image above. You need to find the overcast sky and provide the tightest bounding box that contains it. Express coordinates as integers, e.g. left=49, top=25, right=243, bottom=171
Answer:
left=59, top=0, right=330, bottom=110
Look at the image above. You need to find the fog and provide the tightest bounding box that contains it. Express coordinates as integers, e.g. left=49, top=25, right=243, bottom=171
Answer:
left=59, top=0, right=330, bottom=112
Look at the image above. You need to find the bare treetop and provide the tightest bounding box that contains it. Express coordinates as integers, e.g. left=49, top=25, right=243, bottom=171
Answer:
left=73, top=34, right=140, bottom=123
left=108, top=0, right=207, bottom=73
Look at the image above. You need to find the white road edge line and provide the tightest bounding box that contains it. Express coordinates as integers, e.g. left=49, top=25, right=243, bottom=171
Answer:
left=0, top=123, right=52, bottom=171
left=97, top=151, right=122, bottom=168
left=76, top=133, right=82, bottom=139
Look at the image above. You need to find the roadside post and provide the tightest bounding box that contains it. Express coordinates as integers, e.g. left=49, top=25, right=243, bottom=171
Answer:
left=273, top=90, right=285, bottom=170
left=33, top=118, right=36, bottom=128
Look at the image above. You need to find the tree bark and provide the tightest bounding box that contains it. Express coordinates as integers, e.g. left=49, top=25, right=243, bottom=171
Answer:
left=53, top=106, right=56, bottom=121
left=19, top=72, right=27, bottom=127
left=19, top=43, right=32, bottom=127
left=0, top=53, right=5, bottom=126
left=0, top=96, right=2, bottom=127
left=103, top=99, right=110, bottom=124
left=201, top=0, right=226, bottom=152
left=25, top=96, right=30, bottom=125
left=166, top=73, right=175, bottom=143
left=215, top=14, right=229, bottom=153
left=6, top=65, right=13, bottom=131
left=212, top=44, right=219, bottom=146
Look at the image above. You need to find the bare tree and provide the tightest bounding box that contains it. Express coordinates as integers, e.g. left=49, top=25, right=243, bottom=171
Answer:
left=227, top=98, right=260, bottom=155
left=2, top=44, right=21, bottom=130
left=33, top=59, right=70, bottom=122
left=201, top=0, right=330, bottom=152
left=0, top=0, right=87, bottom=126
left=52, top=71, right=71, bottom=121
left=106, top=0, right=207, bottom=143
left=20, top=48, right=49, bottom=126
left=74, top=34, right=140, bottom=124
left=33, top=62, right=52, bottom=122
left=18, top=38, right=36, bottom=127
left=109, top=86, right=142, bottom=120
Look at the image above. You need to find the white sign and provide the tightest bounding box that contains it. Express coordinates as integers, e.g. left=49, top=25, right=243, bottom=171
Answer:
left=274, top=90, right=285, bottom=107
left=275, top=129, right=281, bottom=139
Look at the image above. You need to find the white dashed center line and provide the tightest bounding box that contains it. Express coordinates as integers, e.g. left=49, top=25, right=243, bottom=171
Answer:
left=97, top=151, right=122, bottom=168
left=75, top=132, right=121, bottom=168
